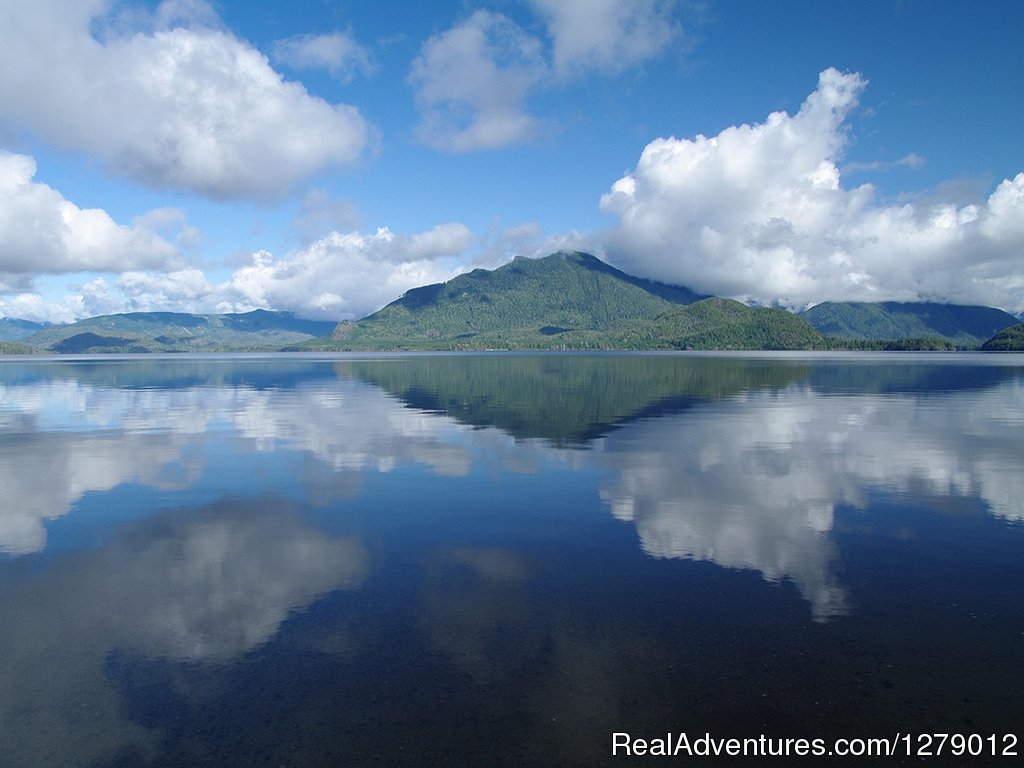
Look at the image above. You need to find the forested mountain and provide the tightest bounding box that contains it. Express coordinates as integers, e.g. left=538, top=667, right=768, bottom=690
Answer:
left=22, top=310, right=336, bottom=353
left=980, top=323, right=1024, bottom=351
left=800, top=301, right=1018, bottom=346
left=318, top=251, right=705, bottom=349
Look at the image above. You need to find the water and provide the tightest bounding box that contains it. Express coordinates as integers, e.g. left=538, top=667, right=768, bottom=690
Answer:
left=0, top=352, right=1021, bottom=766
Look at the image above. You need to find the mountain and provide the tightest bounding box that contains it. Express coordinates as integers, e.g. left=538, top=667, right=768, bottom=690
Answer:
left=613, top=297, right=822, bottom=350
left=24, top=310, right=336, bottom=353
left=981, top=323, right=1024, bottom=351
left=312, top=252, right=824, bottom=351
left=0, top=317, right=55, bottom=342
left=7, top=255, right=1016, bottom=354
left=313, top=250, right=713, bottom=350
left=800, top=301, right=1019, bottom=346
left=338, top=354, right=809, bottom=445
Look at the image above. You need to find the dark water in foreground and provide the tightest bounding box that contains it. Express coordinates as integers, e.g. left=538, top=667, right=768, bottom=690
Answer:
left=0, top=352, right=1021, bottom=766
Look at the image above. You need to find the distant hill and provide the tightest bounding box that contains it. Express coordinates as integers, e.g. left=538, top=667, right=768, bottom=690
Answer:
left=312, top=250, right=714, bottom=350
left=0, top=340, right=34, bottom=354
left=800, top=301, right=1019, bottom=346
left=25, top=309, right=337, bottom=353
left=0, top=317, right=55, bottom=342
left=981, top=323, right=1024, bottom=351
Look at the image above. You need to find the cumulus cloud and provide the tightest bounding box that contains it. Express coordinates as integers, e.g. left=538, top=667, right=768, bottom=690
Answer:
left=222, top=224, right=474, bottom=319
left=530, top=0, right=680, bottom=77
left=409, top=3, right=682, bottom=152
left=0, top=217, right=476, bottom=323
left=601, top=68, right=1024, bottom=313
left=272, top=30, right=374, bottom=83
left=409, top=10, right=547, bottom=152
left=0, top=0, right=371, bottom=200
left=0, top=150, right=180, bottom=277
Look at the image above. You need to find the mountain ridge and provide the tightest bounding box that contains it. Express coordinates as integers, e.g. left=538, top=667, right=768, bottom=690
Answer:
left=800, top=300, right=1018, bottom=346
left=3, top=253, right=1022, bottom=353
left=20, top=309, right=336, bottom=353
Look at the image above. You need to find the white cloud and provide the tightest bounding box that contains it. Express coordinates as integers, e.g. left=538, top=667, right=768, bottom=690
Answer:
left=0, top=0, right=371, bottom=200
left=117, top=268, right=213, bottom=311
left=409, top=3, right=682, bottom=153
left=409, top=10, right=547, bottom=152
left=844, top=152, right=926, bottom=174
left=530, top=0, right=680, bottom=77
left=0, top=150, right=180, bottom=276
left=897, top=152, right=926, bottom=169
left=601, top=68, right=1024, bottom=313
left=0, top=217, right=476, bottom=323
left=222, top=224, right=474, bottom=319
left=272, top=30, right=374, bottom=83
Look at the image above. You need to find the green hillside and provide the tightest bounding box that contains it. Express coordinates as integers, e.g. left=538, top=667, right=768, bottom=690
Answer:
left=800, top=301, right=1018, bottom=346
left=0, top=340, right=34, bottom=354
left=981, top=323, right=1024, bottom=351
left=311, top=252, right=822, bottom=351
left=313, top=251, right=717, bottom=350
left=25, top=309, right=336, bottom=353
left=613, top=298, right=822, bottom=350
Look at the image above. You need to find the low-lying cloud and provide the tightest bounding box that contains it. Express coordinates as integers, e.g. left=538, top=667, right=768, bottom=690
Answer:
left=601, top=68, right=1024, bottom=314
left=222, top=223, right=474, bottom=319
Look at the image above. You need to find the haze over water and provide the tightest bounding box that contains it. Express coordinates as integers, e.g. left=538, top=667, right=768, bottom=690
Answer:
left=1, top=353, right=1021, bottom=766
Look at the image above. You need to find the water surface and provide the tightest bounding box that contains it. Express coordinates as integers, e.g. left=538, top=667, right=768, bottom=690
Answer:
left=1, top=353, right=1021, bottom=766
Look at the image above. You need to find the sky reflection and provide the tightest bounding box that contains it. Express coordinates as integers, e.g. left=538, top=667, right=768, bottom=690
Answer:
left=1, top=357, right=1021, bottom=625
left=0, top=355, right=1022, bottom=765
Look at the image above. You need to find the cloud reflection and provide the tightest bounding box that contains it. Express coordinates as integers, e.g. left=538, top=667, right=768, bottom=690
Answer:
left=0, top=499, right=368, bottom=765
left=2, top=360, right=1021, bottom=625
left=597, top=382, right=1024, bottom=620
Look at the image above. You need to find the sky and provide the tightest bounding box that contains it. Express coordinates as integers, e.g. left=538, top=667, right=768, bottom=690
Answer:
left=0, top=0, right=1022, bottom=323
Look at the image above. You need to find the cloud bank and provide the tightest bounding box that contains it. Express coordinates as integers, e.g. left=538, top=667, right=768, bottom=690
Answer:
left=0, top=151, right=180, bottom=283
left=222, top=224, right=474, bottom=319
left=601, top=68, right=1024, bottom=313
left=0, top=0, right=371, bottom=200
left=0, top=217, right=474, bottom=322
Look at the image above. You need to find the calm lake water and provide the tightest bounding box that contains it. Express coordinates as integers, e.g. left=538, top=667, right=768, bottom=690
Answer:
left=1, top=352, right=1021, bottom=766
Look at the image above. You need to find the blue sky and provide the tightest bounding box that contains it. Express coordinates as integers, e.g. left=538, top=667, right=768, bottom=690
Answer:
left=1, top=0, right=1022, bottom=322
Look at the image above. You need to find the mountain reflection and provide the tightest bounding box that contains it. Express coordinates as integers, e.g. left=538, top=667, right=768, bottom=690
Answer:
left=338, top=354, right=810, bottom=445
left=344, top=355, right=1024, bottom=621
left=1, top=355, right=1022, bottom=625
left=0, top=498, right=367, bottom=765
